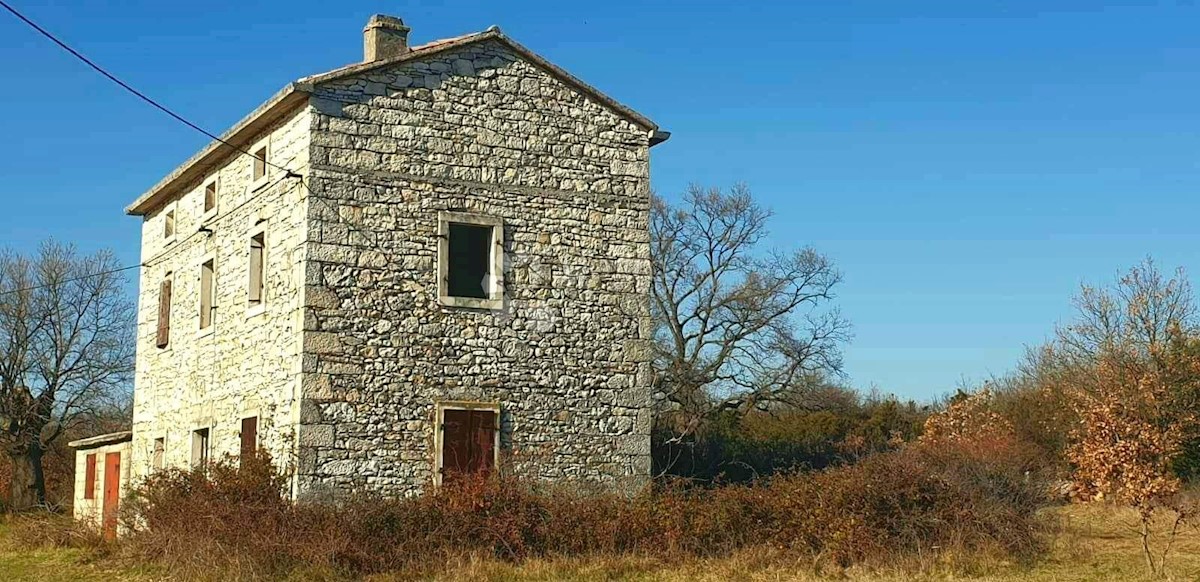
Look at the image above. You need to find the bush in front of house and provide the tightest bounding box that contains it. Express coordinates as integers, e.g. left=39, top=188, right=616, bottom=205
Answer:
left=108, top=439, right=1050, bottom=580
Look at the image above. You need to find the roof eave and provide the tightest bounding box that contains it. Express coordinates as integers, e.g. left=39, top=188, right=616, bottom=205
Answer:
left=68, top=430, right=133, bottom=449
left=125, top=84, right=310, bottom=216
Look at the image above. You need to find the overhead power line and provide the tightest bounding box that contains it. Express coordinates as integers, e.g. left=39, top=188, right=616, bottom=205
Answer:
left=0, top=0, right=298, bottom=177
left=0, top=263, right=144, bottom=298
left=0, top=2, right=387, bottom=293
left=0, top=1, right=316, bottom=292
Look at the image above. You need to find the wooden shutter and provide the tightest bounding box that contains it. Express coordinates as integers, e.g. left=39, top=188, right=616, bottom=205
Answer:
left=471, top=410, right=496, bottom=473
left=248, top=234, right=264, bottom=304
left=156, top=279, right=172, bottom=348
left=442, top=409, right=471, bottom=476
left=240, top=417, right=258, bottom=463
left=441, top=408, right=497, bottom=479
left=83, top=453, right=96, bottom=499
left=200, top=261, right=213, bottom=329
left=152, top=438, right=164, bottom=470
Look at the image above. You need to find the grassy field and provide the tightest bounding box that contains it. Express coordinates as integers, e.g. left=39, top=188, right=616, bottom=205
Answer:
left=0, top=505, right=1197, bottom=581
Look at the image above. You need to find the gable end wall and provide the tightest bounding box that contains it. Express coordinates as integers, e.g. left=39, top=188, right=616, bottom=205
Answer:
left=297, top=39, right=654, bottom=496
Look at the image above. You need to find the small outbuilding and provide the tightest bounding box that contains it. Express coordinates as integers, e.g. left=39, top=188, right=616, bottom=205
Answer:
left=69, top=431, right=132, bottom=540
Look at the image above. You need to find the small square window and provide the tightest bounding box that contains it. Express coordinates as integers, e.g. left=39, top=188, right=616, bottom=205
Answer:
left=191, top=428, right=210, bottom=467
left=437, top=212, right=503, bottom=310
left=252, top=146, right=268, bottom=181
left=164, top=208, right=176, bottom=240
left=204, top=180, right=218, bottom=215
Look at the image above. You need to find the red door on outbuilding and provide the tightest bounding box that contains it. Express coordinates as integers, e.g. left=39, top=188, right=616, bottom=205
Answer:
left=102, top=452, right=121, bottom=540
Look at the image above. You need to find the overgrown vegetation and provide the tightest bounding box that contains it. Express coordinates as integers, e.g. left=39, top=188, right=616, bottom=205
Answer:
left=94, top=435, right=1049, bottom=580
left=653, top=388, right=926, bottom=482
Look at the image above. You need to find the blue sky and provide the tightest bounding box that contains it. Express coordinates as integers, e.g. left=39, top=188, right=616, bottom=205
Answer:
left=2, top=0, right=1199, bottom=401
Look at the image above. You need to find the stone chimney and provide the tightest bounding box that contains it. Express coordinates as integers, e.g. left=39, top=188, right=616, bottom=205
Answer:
left=363, top=15, right=411, bottom=62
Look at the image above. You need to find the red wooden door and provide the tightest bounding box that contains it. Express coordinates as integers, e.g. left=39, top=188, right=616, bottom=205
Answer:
left=442, top=409, right=496, bottom=480
left=102, top=452, right=121, bottom=540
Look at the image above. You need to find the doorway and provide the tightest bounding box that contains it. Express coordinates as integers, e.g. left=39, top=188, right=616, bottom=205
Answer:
left=436, top=403, right=498, bottom=485
left=102, top=452, right=121, bottom=540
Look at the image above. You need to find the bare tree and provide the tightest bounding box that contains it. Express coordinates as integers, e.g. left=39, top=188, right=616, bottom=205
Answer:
left=0, top=242, right=134, bottom=510
left=650, top=184, right=849, bottom=437
left=1057, top=258, right=1198, bottom=365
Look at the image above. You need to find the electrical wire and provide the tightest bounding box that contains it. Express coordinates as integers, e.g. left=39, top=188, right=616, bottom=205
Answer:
left=0, top=263, right=144, bottom=298
left=0, top=0, right=299, bottom=178
left=0, top=1, right=319, bottom=294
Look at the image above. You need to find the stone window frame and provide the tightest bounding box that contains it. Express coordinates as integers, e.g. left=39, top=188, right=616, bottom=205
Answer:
left=197, top=253, right=217, bottom=338
left=249, top=136, right=272, bottom=189
left=202, top=176, right=220, bottom=221
left=432, top=400, right=501, bottom=488
left=437, top=211, right=505, bottom=310
left=190, top=425, right=211, bottom=468
left=246, top=222, right=268, bottom=319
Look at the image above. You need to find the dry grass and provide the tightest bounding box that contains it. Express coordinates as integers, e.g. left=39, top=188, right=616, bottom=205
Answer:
left=413, top=504, right=1200, bottom=582
left=0, top=505, right=1197, bottom=580
left=0, top=519, right=157, bottom=582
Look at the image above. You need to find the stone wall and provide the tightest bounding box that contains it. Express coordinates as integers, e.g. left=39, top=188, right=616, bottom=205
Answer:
left=129, top=106, right=312, bottom=484
left=296, top=39, right=654, bottom=496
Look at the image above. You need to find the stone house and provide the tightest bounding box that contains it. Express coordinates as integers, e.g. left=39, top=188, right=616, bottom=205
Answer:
left=73, top=14, right=667, bottom=508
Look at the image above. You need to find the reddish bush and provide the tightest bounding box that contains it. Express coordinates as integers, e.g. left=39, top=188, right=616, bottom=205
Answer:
left=116, top=444, right=1050, bottom=580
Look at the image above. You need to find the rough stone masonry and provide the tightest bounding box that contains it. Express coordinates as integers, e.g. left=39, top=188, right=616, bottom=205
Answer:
left=123, top=15, right=667, bottom=500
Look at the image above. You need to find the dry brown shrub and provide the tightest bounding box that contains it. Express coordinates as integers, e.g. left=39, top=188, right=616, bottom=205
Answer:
left=111, top=442, right=1050, bottom=580
left=920, top=390, right=1046, bottom=478
left=1061, top=337, right=1200, bottom=576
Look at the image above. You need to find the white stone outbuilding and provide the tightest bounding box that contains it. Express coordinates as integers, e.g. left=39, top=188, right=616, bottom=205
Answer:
left=69, top=431, right=131, bottom=539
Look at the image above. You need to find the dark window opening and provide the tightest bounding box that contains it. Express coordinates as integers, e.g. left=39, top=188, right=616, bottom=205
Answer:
left=447, top=223, right=492, bottom=299
left=441, top=408, right=496, bottom=480
left=192, top=428, right=210, bottom=467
